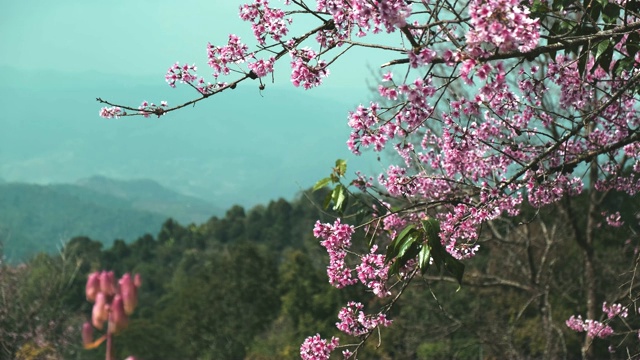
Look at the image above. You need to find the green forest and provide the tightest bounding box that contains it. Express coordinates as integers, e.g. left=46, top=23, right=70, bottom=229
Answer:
left=1, top=187, right=639, bottom=359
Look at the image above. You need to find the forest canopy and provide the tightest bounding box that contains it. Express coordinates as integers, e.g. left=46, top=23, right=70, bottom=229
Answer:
left=2, top=188, right=639, bottom=359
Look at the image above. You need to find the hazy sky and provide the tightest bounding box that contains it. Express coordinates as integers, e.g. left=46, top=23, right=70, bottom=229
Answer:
left=0, top=0, right=398, bottom=208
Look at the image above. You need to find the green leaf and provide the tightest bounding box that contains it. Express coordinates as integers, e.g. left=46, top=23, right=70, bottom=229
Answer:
left=558, top=19, right=577, bottom=33
left=421, top=218, right=465, bottom=287
left=337, top=190, right=349, bottom=214
left=595, top=40, right=611, bottom=61
left=313, top=177, right=332, bottom=191
left=627, top=32, right=640, bottom=57
left=597, top=45, right=613, bottom=74
left=548, top=20, right=561, bottom=37
left=421, top=219, right=445, bottom=271
left=577, top=47, right=589, bottom=76
left=396, top=229, right=421, bottom=259
left=335, top=159, right=347, bottom=177
left=593, top=40, right=613, bottom=74
left=530, top=0, right=551, bottom=16
left=322, top=191, right=332, bottom=210
left=602, top=3, right=620, bottom=23
left=389, top=242, right=421, bottom=276
left=552, top=0, right=574, bottom=11
left=418, top=245, right=431, bottom=275
left=613, top=58, right=634, bottom=77
left=422, top=218, right=441, bottom=244
left=331, top=185, right=347, bottom=214
left=444, top=256, right=465, bottom=289
left=386, top=224, right=417, bottom=262
left=590, top=0, right=607, bottom=19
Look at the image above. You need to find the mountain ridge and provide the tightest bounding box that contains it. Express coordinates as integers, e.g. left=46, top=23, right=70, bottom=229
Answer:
left=0, top=177, right=223, bottom=262
left=74, top=175, right=223, bottom=223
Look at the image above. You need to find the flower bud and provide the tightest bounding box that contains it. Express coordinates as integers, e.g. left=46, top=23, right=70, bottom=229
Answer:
left=92, top=292, right=109, bottom=329
left=85, top=272, right=100, bottom=302
left=119, top=273, right=138, bottom=315
left=108, top=294, right=128, bottom=334
left=134, top=273, right=142, bottom=288
left=99, top=270, right=116, bottom=296
left=82, top=322, right=93, bottom=346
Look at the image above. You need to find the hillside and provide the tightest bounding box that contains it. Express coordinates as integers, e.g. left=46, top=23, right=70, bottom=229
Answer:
left=0, top=178, right=222, bottom=262
left=74, top=176, right=223, bottom=224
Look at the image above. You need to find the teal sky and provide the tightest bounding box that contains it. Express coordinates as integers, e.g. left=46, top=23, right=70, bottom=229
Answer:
left=0, top=1, right=398, bottom=208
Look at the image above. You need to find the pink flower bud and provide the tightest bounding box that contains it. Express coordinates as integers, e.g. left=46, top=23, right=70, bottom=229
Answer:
left=134, top=273, right=142, bottom=288
left=85, top=272, right=100, bottom=302
left=92, top=292, right=109, bottom=329
left=82, top=322, right=93, bottom=346
left=119, top=273, right=138, bottom=315
left=108, top=294, right=129, bottom=334
left=99, top=270, right=116, bottom=296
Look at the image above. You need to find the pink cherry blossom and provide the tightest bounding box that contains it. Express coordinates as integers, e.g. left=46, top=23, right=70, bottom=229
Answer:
left=300, top=334, right=339, bottom=360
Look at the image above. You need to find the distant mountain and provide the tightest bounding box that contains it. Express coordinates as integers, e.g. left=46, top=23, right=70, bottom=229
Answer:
left=0, top=178, right=223, bottom=263
left=74, top=176, right=223, bottom=224
left=0, top=183, right=164, bottom=262
left=0, top=65, right=371, bottom=210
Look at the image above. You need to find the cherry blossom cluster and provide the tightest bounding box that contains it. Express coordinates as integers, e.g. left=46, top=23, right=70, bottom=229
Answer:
left=336, top=301, right=392, bottom=336
left=466, top=0, right=540, bottom=53
left=313, top=219, right=357, bottom=288
left=380, top=212, right=408, bottom=238
left=566, top=302, right=630, bottom=339
left=601, top=212, right=625, bottom=228
left=346, top=102, right=383, bottom=155
left=408, top=48, right=436, bottom=68
left=165, top=62, right=198, bottom=88
left=164, top=62, right=229, bottom=95
left=207, top=35, right=250, bottom=78
left=565, top=315, right=614, bottom=339
left=137, top=100, right=168, bottom=118
left=602, top=302, right=629, bottom=319
left=355, top=245, right=390, bottom=297
left=99, top=101, right=169, bottom=119
left=247, top=57, right=275, bottom=78
left=351, top=171, right=374, bottom=191
left=546, top=55, right=593, bottom=110
left=239, top=0, right=291, bottom=45
left=316, top=0, right=412, bottom=36
left=290, top=47, right=329, bottom=89
left=348, top=75, right=437, bottom=155
left=99, top=107, right=123, bottom=119
left=197, top=80, right=230, bottom=95
left=314, top=220, right=394, bottom=296
left=83, top=271, right=141, bottom=349
left=299, top=334, right=339, bottom=360
left=350, top=47, right=637, bottom=259
left=526, top=175, right=584, bottom=208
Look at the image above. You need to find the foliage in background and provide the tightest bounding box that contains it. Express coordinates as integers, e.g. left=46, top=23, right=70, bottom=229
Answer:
left=1, top=188, right=638, bottom=359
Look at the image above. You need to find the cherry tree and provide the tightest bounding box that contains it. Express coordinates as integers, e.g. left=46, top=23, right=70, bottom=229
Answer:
left=98, top=0, right=640, bottom=358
